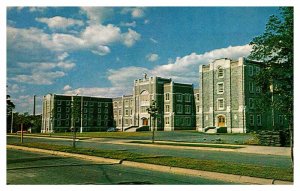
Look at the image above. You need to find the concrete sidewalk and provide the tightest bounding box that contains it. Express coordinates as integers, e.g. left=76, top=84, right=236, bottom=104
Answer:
left=91, top=139, right=291, bottom=156
left=7, top=145, right=292, bottom=185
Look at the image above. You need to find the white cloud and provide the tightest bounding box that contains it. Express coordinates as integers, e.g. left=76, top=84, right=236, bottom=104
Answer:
left=146, top=53, right=159, bottom=62
left=29, top=7, right=47, bottom=12
left=58, top=52, right=69, bottom=61
left=150, top=38, right=158, bottom=44
left=82, top=24, right=121, bottom=45
left=121, top=8, right=145, bottom=18
left=63, top=85, right=72, bottom=91
left=81, top=7, right=114, bottom=24
left=108, top=66, right=151, bottom=87
left=144, top=19, right=150, bottom=24
left=7, top=84, right=25, bottom=94
left=121, top=28, right=141, bottom=47
left=64, top=87, right=128, bottom=98
left=36, top=16, right=84, bottom=29
left=62, top=45, right=252, bottom=100
left=11, top=71, right=65, bottom=85
left=120, top=21, right=136, bottom=27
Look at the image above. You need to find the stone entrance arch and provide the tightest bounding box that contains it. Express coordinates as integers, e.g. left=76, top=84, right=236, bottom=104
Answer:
left=216, top=115, right=226, bottom=127
left=142, top=117, right=148, bottom=126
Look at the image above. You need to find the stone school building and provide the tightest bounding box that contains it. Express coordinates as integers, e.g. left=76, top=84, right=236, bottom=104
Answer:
left=41, top=57, right=288, bottom=133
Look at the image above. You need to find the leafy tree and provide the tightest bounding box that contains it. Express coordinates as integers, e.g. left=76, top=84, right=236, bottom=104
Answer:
left=6, top=95, right=15, bottom=133
left=248, top=7, right=293, bottom=162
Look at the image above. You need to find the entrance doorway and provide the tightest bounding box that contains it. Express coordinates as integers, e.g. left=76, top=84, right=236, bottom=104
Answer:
left=142, top=118, right=148, bottom=126
left=217, top=115, right=226, bottom=127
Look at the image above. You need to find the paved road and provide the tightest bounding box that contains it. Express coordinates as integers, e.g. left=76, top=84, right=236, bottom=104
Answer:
left=7, top=149, right=233, bottom=185
left=7, top=136, right=292, bottom=169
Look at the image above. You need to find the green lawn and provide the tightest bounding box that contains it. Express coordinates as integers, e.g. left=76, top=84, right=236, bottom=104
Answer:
left=129, top=141, right=244, bottom=149
left=9, top=142, right=293, bottom=182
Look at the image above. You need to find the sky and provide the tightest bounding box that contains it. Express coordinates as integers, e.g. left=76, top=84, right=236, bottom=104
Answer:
left=6, top=6, right=281, bottom=114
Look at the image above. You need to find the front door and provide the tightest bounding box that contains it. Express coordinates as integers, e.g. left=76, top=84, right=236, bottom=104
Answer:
left=217, top=116, right=225, bottom=127
left=142, top=118, right=148, bottom=126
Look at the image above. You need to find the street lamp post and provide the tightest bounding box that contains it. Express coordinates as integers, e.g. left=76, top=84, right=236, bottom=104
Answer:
left=147, top=100, right=158, bottom=144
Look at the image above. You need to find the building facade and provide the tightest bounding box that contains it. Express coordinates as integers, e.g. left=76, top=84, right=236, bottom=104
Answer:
left=113, top=76, right=195, bottom=131
left=41, top=57, right=288, bottom=133
left=197, top=57, right=287, bottom=133
left=41, top=94, right=113, bottom=133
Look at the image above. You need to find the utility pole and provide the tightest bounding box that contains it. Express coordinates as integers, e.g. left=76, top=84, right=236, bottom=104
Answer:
left=10, top=111, right=14, bottom=133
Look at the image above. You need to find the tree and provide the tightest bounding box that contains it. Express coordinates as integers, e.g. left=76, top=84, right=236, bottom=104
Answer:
left=248, top=7, right=293, bottom=162
left=7, top=95, right=15, bottom=133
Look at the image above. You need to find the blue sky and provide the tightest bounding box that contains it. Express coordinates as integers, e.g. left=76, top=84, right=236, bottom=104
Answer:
left=6, top=7, right=280, bottom=114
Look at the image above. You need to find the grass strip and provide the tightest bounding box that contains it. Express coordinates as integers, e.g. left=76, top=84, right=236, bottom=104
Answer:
left=8, top=142, right=293, bottom=182
left=20, top=132, right=151, bottom=139
left=129, top=141, right=244, bottom=149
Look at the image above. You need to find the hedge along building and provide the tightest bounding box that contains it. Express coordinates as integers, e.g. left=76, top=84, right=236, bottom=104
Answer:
left=197, top=57, right=288, bottom=133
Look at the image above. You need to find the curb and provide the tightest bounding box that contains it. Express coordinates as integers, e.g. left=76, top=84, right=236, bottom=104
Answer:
left=121, top=161, right=292, bottom=185
left=7, top=145, right=293, bottom=185
left=7, top=145, right=121, bottom=164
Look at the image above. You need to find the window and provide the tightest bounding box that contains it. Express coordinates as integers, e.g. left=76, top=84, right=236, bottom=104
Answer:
left=90, top=102, right=93, bottom=106
left=130, top=100, right=133, bottom=106
left=249, top=114, right=254, bottom=126
left=84, top=108, right=87, bottom=113
left=105, top=103, right=108, bottom=107
left=186, top=117, right=191, bottom=126
left=249, top=65, right=253, bottom=76
left=176, top=104, right=183, bottom=114
left=257, top=114, right=262, bottom=126
left=84, top=101, right=88, bottom=106
left=98, top=102, right=102, bottom=107
left=84, top=120, right=87, bottom=126
left=185, top=105, right=191, bottom=114
left=57, top=113, right=61, bottom=119
left=104, top=108, right=108, bottom=114
left=125, top=109, right=129, bottom=116
left=217, top=99, right=224, bottom=110
left=130, top=110, right=132, bottom=115
left=104, top=115, right=108, bottom=119
left=118, top=110, right=121, bottom=115
left=165, top=105, right=170, bottom=113
left=165, top=93, right=170, bottom=101
left=84, top=114, right=87, bottom=119
left=97, top=120, right=101, bottom=126
left=177, top=94, right=182, bottom=102
left=98, top=108, right=101, bottom=113
left=57, top=100, right=61, bottom=105
left=125, top=119, right=128, bottom=125
left=113, top=102, right=117, bottom=108
left=255, top=66, right=260, bottom=74
left=217, top=82, right=224, bottom=94
left=66, top=107, right=70, bottom=112
left=66, top=120, right=69, bottom=126
left=98, top=115, right=101, bottom=121
left=118, top=119, right=121, bottom=125
left=249, top=82, right=254, bottom=93
left=218, top=67, right=224, bottom=78
left=279, top=115, right=284, bottom=125
left=89, top=108, right=93, bottom=113
left=256, top=86, right=261, bottom=93
left=165, top=117, right=170, bottom=125
left=57, top=120, right=61, bottom=126
left=249, top=98, right=254, bottom=109
left=197, top=106, right=200, bottom=113
left=57, top=107, right=61, bottom=112
left=66, top=114, right=69, bottom=119
left=196, top=94, right=200, bottom=101
left=125, top=100, right=129, bottom=107
left=185, top=94, right=191, bottom=102
left=66, top=101, right=70, bottom=106
left=141, top=106, right=148, bottom=113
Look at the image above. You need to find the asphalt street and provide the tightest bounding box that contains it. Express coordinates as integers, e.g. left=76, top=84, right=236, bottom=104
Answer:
left=7, top=136, right=292, bottom=169
left=7, top=149, right=234, bottom=185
